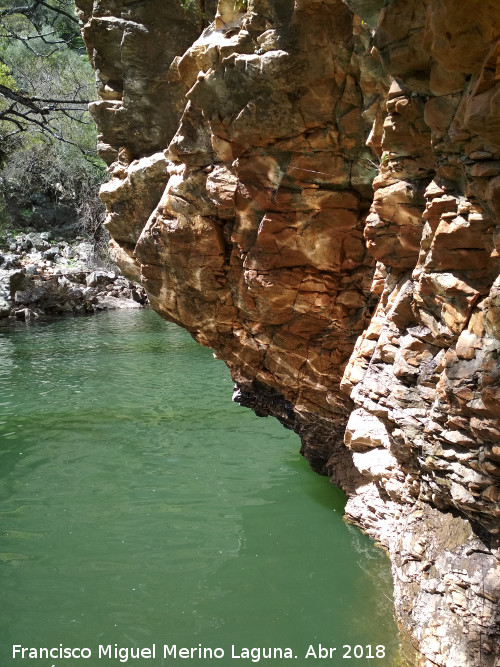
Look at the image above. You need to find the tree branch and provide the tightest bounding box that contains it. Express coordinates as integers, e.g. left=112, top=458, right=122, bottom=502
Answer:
left=0, top=6, right=35, bottom=19
left=32, top=95, right=90, bottom=104
left=0, top=84, right=89, bottom=113
left=0, top=82, right=44, bottom=114
left=35, top=0, right=79, bottom=24
left=0, top=1, right=78, bottom=24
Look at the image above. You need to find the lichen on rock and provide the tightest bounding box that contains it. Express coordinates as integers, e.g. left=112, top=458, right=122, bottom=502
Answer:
left=76, top=0, right=500, bottom=664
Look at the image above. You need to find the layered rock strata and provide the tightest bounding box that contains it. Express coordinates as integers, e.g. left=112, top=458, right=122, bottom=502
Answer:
left=76, top=0, right=500, bottom=664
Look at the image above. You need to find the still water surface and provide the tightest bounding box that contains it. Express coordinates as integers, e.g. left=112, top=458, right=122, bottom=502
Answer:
left=0, top=310, right=399, bottom=666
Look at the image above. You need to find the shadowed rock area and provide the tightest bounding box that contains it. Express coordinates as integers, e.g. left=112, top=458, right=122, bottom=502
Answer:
left=75, top=0, right=500, bottom=664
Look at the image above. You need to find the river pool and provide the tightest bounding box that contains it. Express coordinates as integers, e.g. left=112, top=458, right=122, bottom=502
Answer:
left=0, top=310, right=400, bottom=666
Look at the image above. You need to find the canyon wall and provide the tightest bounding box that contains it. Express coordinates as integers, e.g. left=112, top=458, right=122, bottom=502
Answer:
left=75, top=1, right=500, bottom=664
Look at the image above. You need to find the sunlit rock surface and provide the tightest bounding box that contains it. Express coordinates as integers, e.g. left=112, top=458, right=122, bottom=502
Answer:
left=76, top=0, right=500, bottom=664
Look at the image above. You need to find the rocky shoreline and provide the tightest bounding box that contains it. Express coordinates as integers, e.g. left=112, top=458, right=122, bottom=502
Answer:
left=0, top=231, right=148, bottom=325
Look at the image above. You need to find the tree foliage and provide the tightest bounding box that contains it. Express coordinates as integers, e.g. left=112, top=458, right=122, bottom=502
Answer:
left=0, top=0, right=106, bottom=243
left=0, top=0, right=92, bottom=144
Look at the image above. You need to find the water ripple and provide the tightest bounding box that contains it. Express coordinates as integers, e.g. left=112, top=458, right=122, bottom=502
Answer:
left=0, top=311, right=399, bottom=665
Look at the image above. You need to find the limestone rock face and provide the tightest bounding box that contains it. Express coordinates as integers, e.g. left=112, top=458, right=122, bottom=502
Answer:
left=77, top=0, right=500, bottom=664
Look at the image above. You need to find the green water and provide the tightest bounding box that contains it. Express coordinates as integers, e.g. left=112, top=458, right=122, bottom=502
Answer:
left=0, top=310, right=399, bottom=666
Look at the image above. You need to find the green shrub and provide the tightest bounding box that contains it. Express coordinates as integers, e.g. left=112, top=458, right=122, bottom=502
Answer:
left=0, top=0, right=107, bottom=247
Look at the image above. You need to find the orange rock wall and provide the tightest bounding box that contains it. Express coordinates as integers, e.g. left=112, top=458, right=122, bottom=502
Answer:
left=76, top=1, right=500, bottom=664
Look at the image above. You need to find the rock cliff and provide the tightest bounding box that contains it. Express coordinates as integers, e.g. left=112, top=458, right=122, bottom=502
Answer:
left=75, top=0, right=500, bottom=664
